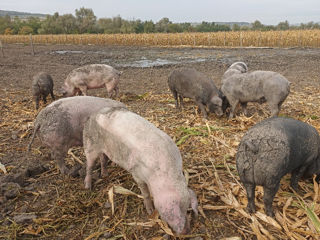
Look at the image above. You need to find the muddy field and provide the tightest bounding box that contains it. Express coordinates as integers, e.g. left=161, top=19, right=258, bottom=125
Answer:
left=1, top=44, right=320, bottom=239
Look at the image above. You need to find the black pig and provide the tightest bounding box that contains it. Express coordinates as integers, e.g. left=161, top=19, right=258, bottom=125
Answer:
left=236, top=117, right=320, bottom=217
left=32, top=72, right=55, bottom=109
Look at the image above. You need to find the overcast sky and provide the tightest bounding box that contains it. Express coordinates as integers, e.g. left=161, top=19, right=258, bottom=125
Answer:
left=1, top=0, right=320, bottom=25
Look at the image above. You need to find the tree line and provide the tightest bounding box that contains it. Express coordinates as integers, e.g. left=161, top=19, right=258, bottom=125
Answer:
left=0, top=7, right=319, bottom=35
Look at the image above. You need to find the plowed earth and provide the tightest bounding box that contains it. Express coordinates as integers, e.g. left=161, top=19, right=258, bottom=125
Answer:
left=1, top=44, right=320, bottom=239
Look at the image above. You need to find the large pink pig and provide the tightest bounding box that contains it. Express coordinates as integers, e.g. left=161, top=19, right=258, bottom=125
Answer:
left=28, top=96, right=126, bottom=175
left=61, top=64, right=121, bottom=97
left=83, top=107, right=198, bottom=235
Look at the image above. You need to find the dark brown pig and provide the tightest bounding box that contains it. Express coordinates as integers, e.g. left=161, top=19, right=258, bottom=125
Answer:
left=32, top=72, right=55, bottom=109
left=28, top=96, right=126, bottom=175
left=83, top=107, right=198, bottom=235
left=61, top=64, right=121, bottom=97
left=168, top=68, right=225, bottom=119
left=236, top=117, right=320, bottom=217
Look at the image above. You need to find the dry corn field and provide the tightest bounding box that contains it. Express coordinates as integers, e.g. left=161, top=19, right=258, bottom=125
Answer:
left=0, top=44, right=320, bottom=239
left=1, top=30, right=320, bottom=48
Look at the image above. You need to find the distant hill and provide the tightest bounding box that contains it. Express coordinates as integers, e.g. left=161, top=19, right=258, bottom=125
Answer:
left=191, top=21, right=251, bottom=27
left=216, top=22, right=251, bottom=26
left=0, top=10, right=47, bottom=19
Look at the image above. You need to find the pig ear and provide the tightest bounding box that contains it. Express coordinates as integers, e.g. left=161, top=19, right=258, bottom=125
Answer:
left=211, top=96, right=222, bottom=107
left=188, top=188, right=198, bottom=217
left=239, top=62, right=248, bottom=72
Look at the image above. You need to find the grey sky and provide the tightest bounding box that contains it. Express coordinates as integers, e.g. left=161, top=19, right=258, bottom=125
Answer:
left=1, top=0, right=320, bottom=25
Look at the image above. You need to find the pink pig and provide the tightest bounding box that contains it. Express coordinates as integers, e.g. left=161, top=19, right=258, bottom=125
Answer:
left=61, top=64, right=121, bottom=97
left=83, top=107, right=198, bottom=235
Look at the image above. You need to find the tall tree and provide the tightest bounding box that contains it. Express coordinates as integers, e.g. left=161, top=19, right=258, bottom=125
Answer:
left=38, top=13, right=63, bottom=34
left=155, top=17, right=171, bottom=32
left=75, top=7, right=97, bottom=33
left=58, top=14, right=77, bottom=33
left=252, top=20, right=264, bottom=30
left=143, top=20, right=155, bottom=33
left=277, top=20, right=289, bottom=30
left=0, top=15, right=11, bottom=34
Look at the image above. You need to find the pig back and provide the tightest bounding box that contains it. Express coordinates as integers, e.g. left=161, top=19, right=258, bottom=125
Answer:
left=89, top=108, right=183, bottom=179
left=237, top=117, right=320, bottom=185
left=271, top=117, right=320, bottom=165
left=37, top=96, right=126, bottom=146
left=236, top=119, right=290, bottom=185
left=67, top=64, right=119, bottom=85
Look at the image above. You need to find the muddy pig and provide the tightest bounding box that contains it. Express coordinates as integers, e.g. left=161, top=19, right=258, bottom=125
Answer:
left=236, top=117, right=320, bottom=217
left=221, top=64, right=290, bottom=118
left=83, top=107, right=198, bottom=235
left=28, top=96, right=126, bottom=175
left=61, top=64, right=121, bottom=97
left=168, top=68, right=225, bottom=119
left=32, top=72, right=55, bottom=109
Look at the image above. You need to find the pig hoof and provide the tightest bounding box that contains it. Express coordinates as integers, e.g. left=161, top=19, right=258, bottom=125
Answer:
left=246, top=206, right=256, bottom=214
left=84, top=176, right=92, bottom=189
left=101, top=170, right=108, bottom=178
left=59, top=167, right=69, bottom=175
left=144, top=201, right=154, bottom=215
left=84, top=182, right=92, bottom=190
left=266, top=210, right=275, bottom=218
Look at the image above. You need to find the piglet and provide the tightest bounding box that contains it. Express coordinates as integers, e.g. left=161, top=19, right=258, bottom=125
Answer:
left=236, top=117, right=320, bottom=217
left=61, top=64, right=121, bottom=97
left=28, top=96, right=126, bottom=175
left=32, top=72, right=55, bottom=109
left=83, top=107, right=198, bottom=235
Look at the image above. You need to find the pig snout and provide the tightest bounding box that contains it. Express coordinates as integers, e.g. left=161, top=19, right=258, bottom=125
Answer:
left=215, top=108, right=224, bottom=117
left=179, top=217, right=190, bottom=235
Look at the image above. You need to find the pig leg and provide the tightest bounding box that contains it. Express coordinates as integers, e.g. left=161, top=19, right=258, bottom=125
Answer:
left=290, top=161, right=313, bottom=191
left=179, top=95, right=184, bottom=109
left=100, top=153, right=109, bottom=177
left=132, top=174, right=154, bottom=214
left=34, top=96, right=40, bottom=109
left=263, top=183, right=279, bottom=217
left=268, top=103, right=280, bottom=117
left=195, top=99, right=208, bottom=119
left=52, top=149, right=68, bottom=175
left=50, top=88, right=55, bottom=100
left=106, top=83, right=116, bottom=98
left=42, top=94, right=47, bottom=104
left=228, top=98, right=239, bottom=119
left=78, top=85, right=88, bottom=96
left=84, top=147, right=100, bottom=189
left=267, top=97, right=282, bottom=117
left=171, top=90, right=179, bottom=109
left=240, top=102, right=248, bottom=116
left=244, top=182, right=256, bottom=214
left=114, top=86, right=119, bottom=98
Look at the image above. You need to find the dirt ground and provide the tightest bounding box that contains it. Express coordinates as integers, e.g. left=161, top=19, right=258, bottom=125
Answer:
left=1, top=44, right=320, bottom=239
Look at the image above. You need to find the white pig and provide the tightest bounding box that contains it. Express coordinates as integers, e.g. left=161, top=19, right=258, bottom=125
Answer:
left=61, top=64, right=121, bottom=97
left=83, top=107, right=198, bottom=235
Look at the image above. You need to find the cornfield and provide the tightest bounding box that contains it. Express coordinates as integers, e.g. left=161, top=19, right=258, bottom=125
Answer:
left=1, top=30, right=320, bottom=48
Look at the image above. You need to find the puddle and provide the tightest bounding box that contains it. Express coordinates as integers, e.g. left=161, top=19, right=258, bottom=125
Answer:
left=116, top=58, right=179, bottom=68
left=52, top=50, right=85, bottom=54
left=113, top=57, right=207, bottom=68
